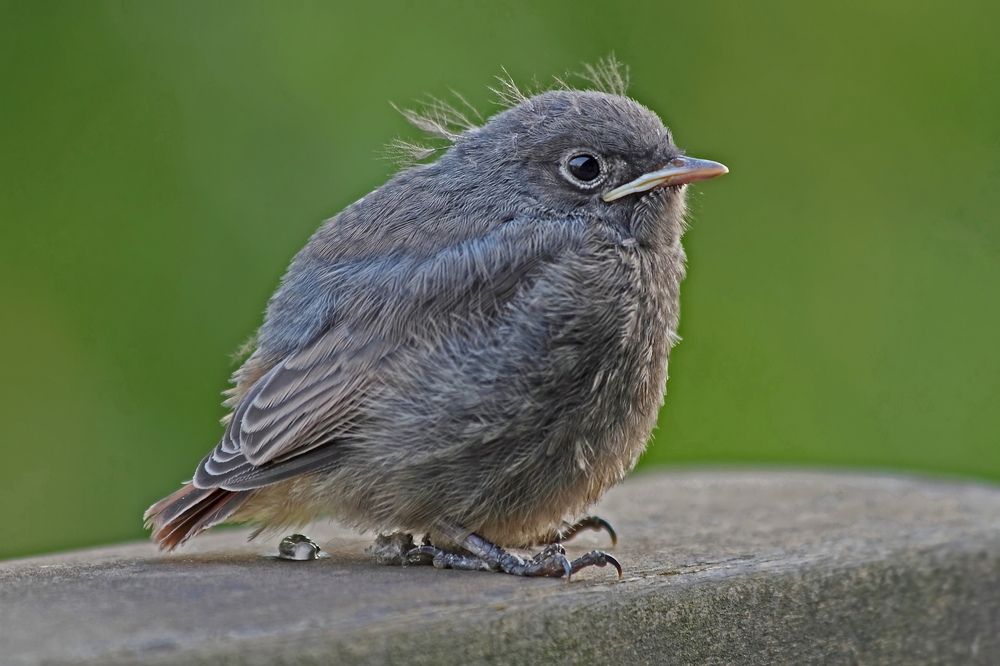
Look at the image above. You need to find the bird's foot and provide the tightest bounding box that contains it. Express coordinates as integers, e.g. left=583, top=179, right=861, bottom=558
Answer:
left=366, top=531, right=417, bottom=566
left=405, top=530, right=621, bottom=580
left=405, top=544, right=498, bottom=572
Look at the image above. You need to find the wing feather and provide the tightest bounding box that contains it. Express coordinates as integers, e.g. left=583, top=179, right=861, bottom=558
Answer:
left=193, top=329, right=390, bottom=489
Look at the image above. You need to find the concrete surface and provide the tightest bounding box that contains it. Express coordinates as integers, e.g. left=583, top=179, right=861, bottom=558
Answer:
left=1, top=469, right=999, bottom=665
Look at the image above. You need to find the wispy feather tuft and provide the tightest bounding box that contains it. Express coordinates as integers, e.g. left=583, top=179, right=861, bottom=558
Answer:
left=576, top=54, right=630, bottom=96
left=381, top=138, right=441, bottom=168
left=390, top=95, right=480, bottom=142
left=489, top=67, right=531, bottom=108
left=387, top=56, right=631, bottom=166
left=384, top=94, right=485, bottom=167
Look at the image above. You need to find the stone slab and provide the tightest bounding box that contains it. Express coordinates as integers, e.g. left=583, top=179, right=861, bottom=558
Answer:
left=2, top=470, right=999, bottom=665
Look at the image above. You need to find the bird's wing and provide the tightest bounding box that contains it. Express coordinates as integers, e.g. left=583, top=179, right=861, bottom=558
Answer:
left=193, top=325, right=392, bottom=490
left=191, top=215, right=583, bottom=492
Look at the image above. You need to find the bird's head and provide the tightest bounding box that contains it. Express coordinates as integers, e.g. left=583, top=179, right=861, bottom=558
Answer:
left=438, top=88, right=727, bottom=238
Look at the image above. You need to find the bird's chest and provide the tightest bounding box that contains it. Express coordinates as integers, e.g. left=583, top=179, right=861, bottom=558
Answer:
left=585, top=225, right=682, bottom=376
left=553, top=233, right=684, bottom=461
left=608, top=242, right=679, bottom=402
left=515, top=234, right=683, bottom=517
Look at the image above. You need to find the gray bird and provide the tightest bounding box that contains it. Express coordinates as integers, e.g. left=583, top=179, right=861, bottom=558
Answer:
left=145, top=77, right=727, bottom=578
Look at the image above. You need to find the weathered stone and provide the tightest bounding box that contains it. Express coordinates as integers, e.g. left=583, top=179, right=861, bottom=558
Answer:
left=2, top=470, right=998, bottom=665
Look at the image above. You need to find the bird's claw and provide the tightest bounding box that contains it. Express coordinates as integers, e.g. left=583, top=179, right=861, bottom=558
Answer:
left=545, top=515, right=618, bottom=547
left=570, top=550, right=622, bottom=579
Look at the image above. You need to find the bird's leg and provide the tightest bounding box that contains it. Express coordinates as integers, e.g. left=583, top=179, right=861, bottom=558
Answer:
left=405, top=542, right=497, bottom=572
left=535, top=516, right=618, bottom=547
left=406, top=523, right=621, bottom=579
left=407, top=532, right=570, bottom=576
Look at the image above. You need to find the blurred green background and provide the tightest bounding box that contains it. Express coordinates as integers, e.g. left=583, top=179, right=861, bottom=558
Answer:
left=2, top=1, right=998, bottom=561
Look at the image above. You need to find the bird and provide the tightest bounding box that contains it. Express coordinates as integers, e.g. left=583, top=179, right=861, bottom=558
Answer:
left=144, top=67, right=727, bottom=578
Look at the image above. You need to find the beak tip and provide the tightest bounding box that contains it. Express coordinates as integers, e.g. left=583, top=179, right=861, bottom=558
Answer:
left=602, top=156, right=728, bottom=202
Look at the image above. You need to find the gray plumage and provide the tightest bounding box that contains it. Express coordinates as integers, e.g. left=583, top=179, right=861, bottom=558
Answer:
left=145, top=80, right=726, bottom=560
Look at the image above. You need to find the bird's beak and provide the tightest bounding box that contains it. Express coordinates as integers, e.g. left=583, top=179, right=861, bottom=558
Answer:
left=602, top=156, right=729, bottom=202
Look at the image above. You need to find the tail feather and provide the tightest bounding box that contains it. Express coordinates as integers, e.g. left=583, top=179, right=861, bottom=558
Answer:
left=144, top=483, right=253, bottom=551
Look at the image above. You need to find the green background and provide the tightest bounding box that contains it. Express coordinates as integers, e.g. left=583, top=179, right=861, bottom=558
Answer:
left=2, top=1, right=998, bottom=561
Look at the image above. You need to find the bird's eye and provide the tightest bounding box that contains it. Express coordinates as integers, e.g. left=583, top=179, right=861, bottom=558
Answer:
left=560, top=153, right=606, bottom=190
left=567, top=154, right=601, bottom=182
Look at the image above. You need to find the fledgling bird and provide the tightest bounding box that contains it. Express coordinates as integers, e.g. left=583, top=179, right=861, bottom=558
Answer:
left=145, top=69, right=727, bottom=578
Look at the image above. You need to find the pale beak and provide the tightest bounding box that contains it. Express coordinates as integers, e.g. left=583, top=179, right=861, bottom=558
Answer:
left=602, top=156, right=729, bottom=202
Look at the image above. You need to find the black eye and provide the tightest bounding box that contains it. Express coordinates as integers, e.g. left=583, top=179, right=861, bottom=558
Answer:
left=567, top=154, right=601, bottom=182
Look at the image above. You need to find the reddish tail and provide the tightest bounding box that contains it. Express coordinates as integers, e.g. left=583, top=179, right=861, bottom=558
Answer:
left=144, top=483, right=253, bottom=551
